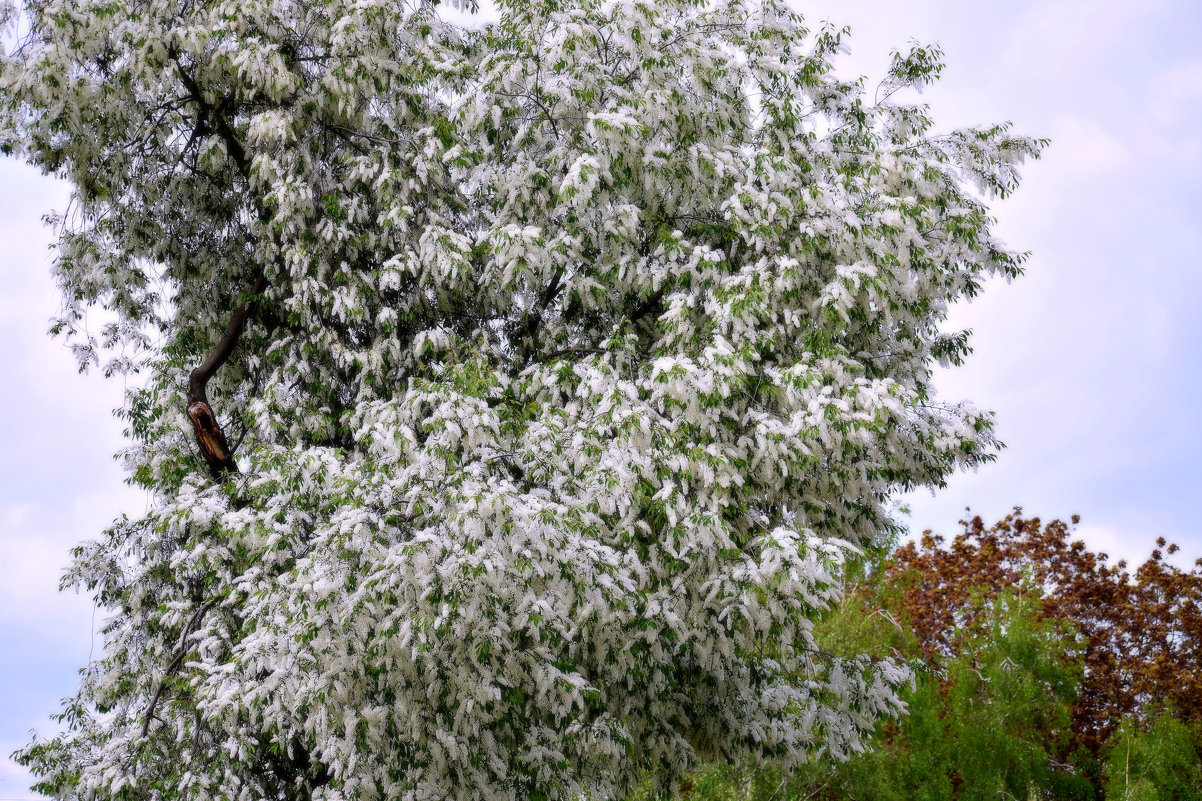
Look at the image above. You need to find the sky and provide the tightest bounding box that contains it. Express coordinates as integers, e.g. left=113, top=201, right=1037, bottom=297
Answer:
left=2, top=0, right=1201, bottom=796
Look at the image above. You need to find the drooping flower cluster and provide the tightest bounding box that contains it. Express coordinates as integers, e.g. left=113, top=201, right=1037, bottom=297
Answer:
left=2, top=1, right=1043, bottom=800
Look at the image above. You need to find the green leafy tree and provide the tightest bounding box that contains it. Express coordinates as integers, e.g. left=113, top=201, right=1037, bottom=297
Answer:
left=677, top=514, right=1202, bottom=801
left=1103, top=713, right=1202, bottom=801
left=891, top=512, right=1202, bottom=751
left=1, top=1, right=1042, bottom=799
left=680, top=586, right=1090, bottom=801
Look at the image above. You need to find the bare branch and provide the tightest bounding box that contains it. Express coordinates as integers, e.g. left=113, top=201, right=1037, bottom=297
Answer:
left=141, top=602, right=211, bottom=739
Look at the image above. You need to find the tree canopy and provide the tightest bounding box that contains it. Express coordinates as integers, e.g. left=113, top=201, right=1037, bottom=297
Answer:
left=674, top=512, right=1202, bottom=801
left=892, top=511, right=1202, bottom=750
left=1, top=1, right=1043, bottom=800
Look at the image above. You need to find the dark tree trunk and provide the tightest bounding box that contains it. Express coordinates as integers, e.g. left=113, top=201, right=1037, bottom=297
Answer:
left=187, top=271, right=267, bottom=478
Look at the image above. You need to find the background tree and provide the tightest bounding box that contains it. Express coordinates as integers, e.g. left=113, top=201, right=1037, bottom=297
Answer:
left=674, top=579, right=1092, bottom=801
left=890, top=511, right=1202, bottom=751
left=820, top=587, right=1092, bottom=801
left=1, top=1, right=1043, bottom=799
left=678, top=512, right=1202, bottom=801
left=1103, top=713, right=1202, bottom=801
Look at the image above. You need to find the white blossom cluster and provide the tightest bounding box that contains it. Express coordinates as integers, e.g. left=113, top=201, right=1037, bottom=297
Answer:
left=1, top=1, right=1043, bottom=800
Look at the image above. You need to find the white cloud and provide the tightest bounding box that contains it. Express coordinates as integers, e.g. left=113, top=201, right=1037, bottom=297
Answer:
left=0, top=749, right=37, bottom=794
left=0, top=501, right=76, bottom=616
left=1072, top=520, right=1202, bottom=571
left=1147, top=61, right=1202, bottom=125
left=1002, top=0, right=1163, bottom=78
left=1071, top=521, right=1153, bottom=568
left=0, top=487, right=143, bottom=653
left=0, top=161, right=144, bottom=798
left=1128, top=61, right=1202, bottom=167
left=1044, top=115, right=1129, bottom=178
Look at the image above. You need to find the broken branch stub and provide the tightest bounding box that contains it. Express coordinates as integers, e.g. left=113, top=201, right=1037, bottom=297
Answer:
left=187, top=271, right=267, bottom=479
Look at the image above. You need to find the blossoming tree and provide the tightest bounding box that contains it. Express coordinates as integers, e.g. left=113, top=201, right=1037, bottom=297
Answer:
left=1, top=0, right=1043, bottom=799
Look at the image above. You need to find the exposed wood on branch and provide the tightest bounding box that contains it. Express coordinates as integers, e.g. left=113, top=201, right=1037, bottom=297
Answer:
left=186, top=271, right=267, bottom=478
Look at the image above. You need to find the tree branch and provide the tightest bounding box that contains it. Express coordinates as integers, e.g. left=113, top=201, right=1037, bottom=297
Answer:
left=141, top=602, right=211, bottom=739
left=518, top=267, right=565, bottom=364
left=186, top=271, right=268, bottom=478
left=171, top=52, right=271, bottom=479
left=538, top=346, right=608, bottom=362
left=628, top=285, right=666, bottom=325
